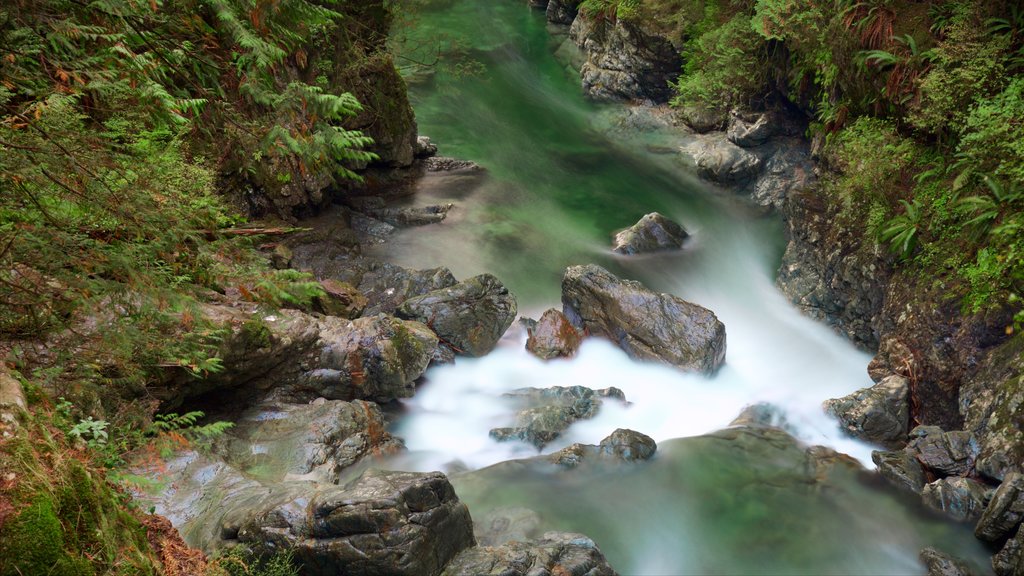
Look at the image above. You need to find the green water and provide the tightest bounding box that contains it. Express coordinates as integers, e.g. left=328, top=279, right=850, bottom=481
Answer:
left=376, top=2, right=996, bottom=574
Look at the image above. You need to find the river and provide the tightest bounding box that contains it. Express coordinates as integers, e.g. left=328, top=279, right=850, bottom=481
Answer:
left=351, top=1, right=997, bottom=574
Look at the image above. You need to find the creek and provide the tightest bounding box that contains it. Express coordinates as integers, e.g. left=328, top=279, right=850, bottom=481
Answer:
left=352, top=1, right=996, bottom=573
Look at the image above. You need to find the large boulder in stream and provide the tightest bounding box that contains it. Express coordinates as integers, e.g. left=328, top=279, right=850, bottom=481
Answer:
left=490, top=385, right=625, bottom=448
left=823, top=375, right=909, bottom=449
left=612, top=212, right=688, bottom=255
left=561, top=264, right=726, bottom=373
left=442, top=531, right=618, bottom=576
left=525, top=308, right=583, bottom=360
left=549, top=428, right=658, bottom=468
left=397, top=273, right=518, bottom=357
left=237, top=469, right=476, bottom=576
left=680, top=133, right=762, bottom=184
left=921, top=477, right=989, bottom=523
left=975, top=472, right=1024, bottom=542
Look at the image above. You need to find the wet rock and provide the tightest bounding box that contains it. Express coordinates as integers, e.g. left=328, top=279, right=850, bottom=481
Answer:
left=679, top=104, right=726, bottom=133
left=726, top=110, right=778, bottom=148
left=570, top=14, right=681, bottom=103
left=397, top=273, right=518, bottom=357
left=994, top=525, right=1024, bottom=576
left=907, top=426, right=980, bottom=478
left=270, top=243, right=293, bottom=269
left=749, top=143, right=814, bottom=210
left=357, top=263, right=459, bottom=317
left=365, top=203, right=454, bottom=227
left=872, top=449, right=926, bottom=494
left=215, top=399, right=404, bottom=484
left=975, top=472, right=1024, bottom=542
left=611, top=212, right=688, bottom=255
left=921, top=477, right=989, bottom=523
left=442, top=531, right=618, bottom=576
left=315, top=279, right=368, bottom=319
left=729, top=403, right=799, bottom=435
left=350, top=212, right=396, bottom=244
left=680, top=133, right=763, bottom=184
left=546, top=0, right=579, bottom=25
left=490, top=386, right=625, bottom=448
left=415, top=136, right=439, bottom=158
left=425, top=156, right=483, bottom=172
left=475, top=506, right=543, bottom=547
left=961, top=337, right=1024, bottom=482
left=525, top=308, right=582, bottom=360
left=598, top=428, right=657, bottom=462
left=238, top=469, right=476, bottom=576
left=561, top=264, right=726, bottom=373
left=919, top=547, right=976, bottom=576
left=823, top=375, right=909, bottom=449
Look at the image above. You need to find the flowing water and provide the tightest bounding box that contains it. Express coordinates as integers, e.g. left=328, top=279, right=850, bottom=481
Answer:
left=354, top=1, right=995, bottom=573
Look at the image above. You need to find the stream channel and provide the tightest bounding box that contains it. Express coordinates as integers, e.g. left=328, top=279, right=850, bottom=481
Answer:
left=346, top=1, right=996, bottom=574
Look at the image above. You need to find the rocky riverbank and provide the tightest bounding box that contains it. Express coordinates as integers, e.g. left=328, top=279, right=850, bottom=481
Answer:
left=531, top=2, right=1023, bottom=573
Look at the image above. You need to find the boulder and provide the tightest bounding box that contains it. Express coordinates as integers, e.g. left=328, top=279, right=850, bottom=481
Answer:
left=872, top=449, right=926, bottom=494
left=425, top=157, right=483, bottom=172
left=678, top=104, right=726, bottom=133
left=561, top=264, right=726, bottom=373
left=907, top=426, right=980, bottom=478
left=729, top=403, right=799, bottom=435
left=921, top=477, right=989, bottom=523
left=238, top=470, right=476, bottom=576
left=415, top=136, right=439, bottom=158
left=611, top=212, right=688, bottom=255
left=397, top=274, right=518, bottom=357
left=214, top=399, right=404, bottom=484
left=598, top=428, right=657, bottom=462
left=823, top=375, right=909, bottom=449
left=441, top=531, right=618, bottom=576
left=680, top=133, right=763, bottom=184
left=546, top=0, right=579, bottom=25
left=350, top=212, right=396, bottom=244
left=919, top=547, right=976, bottom=576
left=975, top=472, right=1024, bottom=542
left=525, top=309, right=583, bottom=360
left=994, top=525, right=1024, bottom=576
left=0, top=369, right=26, bottom=435
left=490, top=386, right=625, bottom=448
left=358, top=264, right=459, bottom=317
left=726, top=111, right=777, bottom=148
left=749, top=143, right=814, bottom=210
left=364, top=203, right=454, bottom=227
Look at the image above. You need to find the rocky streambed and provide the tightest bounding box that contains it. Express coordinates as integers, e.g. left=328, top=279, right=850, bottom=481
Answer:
left=136, top=1, right=1024, bottom=575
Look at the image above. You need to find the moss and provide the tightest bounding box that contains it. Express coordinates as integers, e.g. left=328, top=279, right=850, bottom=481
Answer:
left=0, top=496, right=69, bottom=576
left=240, top=317, right=273, bottom=350
left=388, top=319, right=428, bottom=369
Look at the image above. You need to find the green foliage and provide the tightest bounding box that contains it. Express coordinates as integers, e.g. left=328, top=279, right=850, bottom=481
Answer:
left=69, top=417, right=110, bottom=449
left=879, top=199, right=923, bottom=259
left=672, top=12, right=769, bottom=112
left=956, top=77, right=1024, bottom=185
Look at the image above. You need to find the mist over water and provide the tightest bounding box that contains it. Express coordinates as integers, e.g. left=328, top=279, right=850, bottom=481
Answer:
left=371, top=1, right=994, bottom=573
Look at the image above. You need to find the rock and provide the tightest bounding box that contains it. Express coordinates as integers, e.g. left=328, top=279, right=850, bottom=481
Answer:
left=270, top=243, right=293, bottom=269
left=961, top=337, right=1024, bottom=482
left=0, top=369, right=26, bottom=435
left=679, top=104, right=726, bottom=133
left=907, top=426, right=980, bottom=478
left=570, top=14, right=681, bottom=103
left=490, top=386, right=625, bottom=448
left=474, top=506, right=543, bottom=547
left=729, top=403, right=798, bottom=435
left=415, top=136, right=439, bottom=158
left=611, top=212, right=688, bottom=255
left=364, top=203, right=454, bottom=227
left=238, top=469, right=476, bottom=576
left=598, top=428, right=657, bottom=462
left=397, top=274, right=518, bottom=357
left=315, top=279, right=368, bottom=319
left=561, top=264, right=726, bottom=373
left=919, top=547, right=976, bottom=576
left=424, top=156, right=483, bottom=172
left=823, top=375, right=909, bottom=449
left=680, top=133, right=763, bottom=183
left=749, top=143, right=814, bottom=210
left=350, top=212, right=396, bottom=244
left=441, top=531, right=618, bottom=576
left=546, top=0, right=579, bottom=25
left=872, top=449, right=926, bottom=494
left=975, top=472, right=1024, bottom=542
left=215, top=399, right=404, bottom=484
left=994, top=524, right=1024, bottom=576
left=357, top=264, right=459, bottom=317
left=921, top=477, right=989, bottom=523
left=726, top=110, right=777, bottom=147
left=525, top=308, right=582, bottom=360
